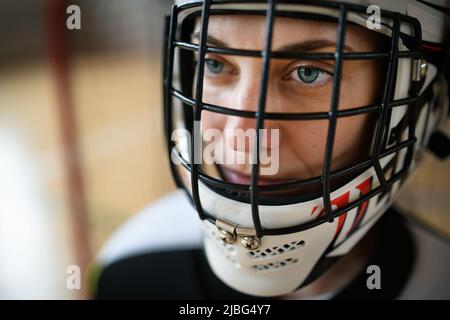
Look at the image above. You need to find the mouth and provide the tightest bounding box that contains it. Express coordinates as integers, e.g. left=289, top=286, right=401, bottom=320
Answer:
left=220, top=166, right=292, bottom=186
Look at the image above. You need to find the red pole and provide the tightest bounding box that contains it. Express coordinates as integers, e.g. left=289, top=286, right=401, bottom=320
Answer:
left=44, top=0, right=91, bottom=298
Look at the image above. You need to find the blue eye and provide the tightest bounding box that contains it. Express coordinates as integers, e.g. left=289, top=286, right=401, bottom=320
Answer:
left=291, top=66, right=331, bottom=86
left=205, top=59, right=224, bottom=74
left=297, top=67, right=319, bottom=83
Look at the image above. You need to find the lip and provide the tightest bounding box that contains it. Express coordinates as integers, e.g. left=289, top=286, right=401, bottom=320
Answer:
left=220, top=166, right=291, bottom=186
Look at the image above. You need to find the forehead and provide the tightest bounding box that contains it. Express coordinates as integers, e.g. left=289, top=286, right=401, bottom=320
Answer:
left=195, top=15, right=381, bottom=52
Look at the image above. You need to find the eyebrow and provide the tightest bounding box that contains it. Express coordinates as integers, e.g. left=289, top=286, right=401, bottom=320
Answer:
left=191, top=32, right=354, bottom=52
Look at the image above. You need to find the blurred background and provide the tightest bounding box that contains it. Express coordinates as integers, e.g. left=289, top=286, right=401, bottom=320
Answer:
left=0, top=0, right=448, bottom=299
left=0, top=0, right=173, bottom=299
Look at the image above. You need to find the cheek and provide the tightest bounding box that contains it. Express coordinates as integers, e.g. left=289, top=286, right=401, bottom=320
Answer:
left=201, top=111, right=225, bottom=132
left=280, top=121, right=328, bottom=165
left=279, top=114, right=371, bottom=174
left=202, top=83, right=227, bottom=105
left=333, top=114, right=373, bottom=164
left=200, top=84, right=235, bottom=131
left=340, top=61, right=383, bottom=108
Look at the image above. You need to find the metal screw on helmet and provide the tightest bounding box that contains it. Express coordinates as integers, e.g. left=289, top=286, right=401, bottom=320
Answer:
left=236, top=226, right=261, bottom=250
left=216, top=218, right=237, bottom=244
left=219, top=229, right=236, bottom=244
left=241, top=236, right=261, bottom=250
left=420, top=59, right=428, bottom=79
left=215, top=219, right=262, bottom=249
left=412, top=58, right=428, bottom=82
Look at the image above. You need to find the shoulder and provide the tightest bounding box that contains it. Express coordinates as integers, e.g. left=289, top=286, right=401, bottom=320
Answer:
left=92, top=190, right=256, bottom=299
left=399, top=218, right=450, bottom=299
left=96, top=190, right=203, bottom=268
left=95, top=248, right=208, bottom=299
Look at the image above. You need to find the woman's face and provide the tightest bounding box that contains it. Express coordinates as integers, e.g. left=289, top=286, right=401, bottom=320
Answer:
left=193, top=15, right=385, bottom=185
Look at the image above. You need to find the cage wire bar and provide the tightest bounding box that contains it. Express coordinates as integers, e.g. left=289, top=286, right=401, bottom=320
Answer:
left=250, top=0, right=276, bottom=238
left=171, top=87, right=420, bottom=120
left=164, top=5, right=184, bottom=191
left=164, top=0, right=423, bottom=237
left=322, top=4, right=347, bottom=223
left=174, top=39, right=421, bottom=60
left=191, top=0, right=213, bottom=220
left=371, top=13, right=401, bottom=192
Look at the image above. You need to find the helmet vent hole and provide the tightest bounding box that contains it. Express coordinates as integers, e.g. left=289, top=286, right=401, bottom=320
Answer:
left=252, top=258, right=299, bottom=271
left=225, top=254, right=240, bottom=268
left=248, top=240, right=305, bottom=259
left=223, top=190, right=250, bottom=202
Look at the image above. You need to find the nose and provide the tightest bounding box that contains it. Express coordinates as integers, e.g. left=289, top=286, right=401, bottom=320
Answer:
left=230, top=71, right=261, bottom=113
left=222, top=65, right=280, bottom=153
left=223, top=66, right=261, bottom=153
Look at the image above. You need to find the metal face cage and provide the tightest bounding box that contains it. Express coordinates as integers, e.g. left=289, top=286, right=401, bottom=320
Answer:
left=163, top=0, right=426, bottom=239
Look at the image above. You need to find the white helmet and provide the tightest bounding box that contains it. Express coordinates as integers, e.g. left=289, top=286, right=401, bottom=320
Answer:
left=163, top=0, right=449, bottom=297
